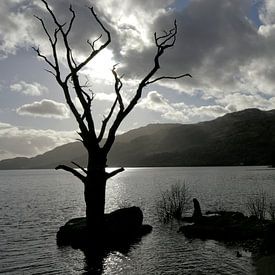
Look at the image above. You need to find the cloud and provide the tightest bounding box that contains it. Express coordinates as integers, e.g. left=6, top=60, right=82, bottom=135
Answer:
left=0, top=0, right=34, bottom=58
left=16, top=99, right=70, bottom=119
left=139, top=90, right=226, bottom=122
left=94, top=0, right=174, bottom=54
left=2, top=0, right=275, bottom=126
left=259, top=0, right=275, bottom=25
left=139, top=90, right=234, bottom=123
left=95, top=92, right=116, bottom=102
left=0, top=121, right=77, bottom=160
left=10, top=81, right=48, bottom=96
left=0, top=122, right=12, bottom=130
left=106, top=0, right=275, bottom=109
left=216, top=93, right=275, bottom=111
left=140, top=91, right=173, bottom=112
left=139, top=88, right=275, bottom=123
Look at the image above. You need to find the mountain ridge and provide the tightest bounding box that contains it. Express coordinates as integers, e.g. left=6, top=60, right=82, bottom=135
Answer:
left=1, top=108, right=275, bottom=169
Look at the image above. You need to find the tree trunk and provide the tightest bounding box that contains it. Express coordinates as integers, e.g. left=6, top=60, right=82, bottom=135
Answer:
left=85, top=174, right=106, bottom=230
left=84, top=153, right=107, bottom=239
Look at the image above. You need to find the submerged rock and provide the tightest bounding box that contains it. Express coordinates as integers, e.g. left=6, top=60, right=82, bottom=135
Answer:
left=56, top=206, right=152, bottom=249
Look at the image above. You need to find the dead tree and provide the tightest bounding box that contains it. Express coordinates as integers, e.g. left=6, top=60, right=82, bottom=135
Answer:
left=34, top=0, right=191, bottom=235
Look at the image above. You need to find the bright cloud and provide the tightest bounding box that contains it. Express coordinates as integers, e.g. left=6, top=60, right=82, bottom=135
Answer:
left=0, top=121, right=77, bottom=160
left=95, top=0, right=174, bottom=53
left=80, top=48, right=116, bottom=84
left=140, top=91, right=229, bottom=123
left=259, top=0, right=275, bottom=25
left=95, top=92, right=116, bottom=102
left=16, top=99, right=70, bottom=119
left=216, top=93, right=275, bottom=111
left=140, top=91, right=173, bottom=113
left=0, top=0, right=34, bottom=58
left=10, top=81, right=48, bottom=96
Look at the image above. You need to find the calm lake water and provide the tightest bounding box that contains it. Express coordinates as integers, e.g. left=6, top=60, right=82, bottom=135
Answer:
left=1, top=166, right=275, bottom=274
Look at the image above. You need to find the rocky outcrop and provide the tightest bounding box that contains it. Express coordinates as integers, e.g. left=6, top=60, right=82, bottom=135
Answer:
left=192, top=198, right=202, bottom=222
left=56, top=206, right=152, bottom=249
left=180, top=211, right=267, bottom=241
left=179, top=199, right=275, bottom=254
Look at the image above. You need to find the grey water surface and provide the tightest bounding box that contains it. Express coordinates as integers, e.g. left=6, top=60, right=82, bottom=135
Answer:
left=1, top=167, right=275, bottom=274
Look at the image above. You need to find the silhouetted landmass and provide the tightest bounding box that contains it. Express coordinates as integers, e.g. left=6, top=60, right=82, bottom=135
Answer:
left=180, top=199, right=275, bottom=255
left=1, top=108, right=275, bottom=169
left=0, top=142, right=86, bottom=169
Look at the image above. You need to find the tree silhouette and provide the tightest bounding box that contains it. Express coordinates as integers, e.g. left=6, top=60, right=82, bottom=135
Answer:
left=34, top=0, right=191, bottom=237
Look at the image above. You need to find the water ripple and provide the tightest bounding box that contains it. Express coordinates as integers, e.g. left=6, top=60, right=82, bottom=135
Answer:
left=1, top=167, right=272, bottom=274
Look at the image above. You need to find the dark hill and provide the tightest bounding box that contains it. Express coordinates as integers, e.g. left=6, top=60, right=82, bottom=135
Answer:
left=1, top=108, right=275, bottom=169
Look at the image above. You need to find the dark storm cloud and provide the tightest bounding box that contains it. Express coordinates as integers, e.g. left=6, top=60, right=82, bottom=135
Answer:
left=30, top=0, right=275, bottom=110
left=2, top=0, right=275, bottom=116
left=114, top=0, right=265, bottom=92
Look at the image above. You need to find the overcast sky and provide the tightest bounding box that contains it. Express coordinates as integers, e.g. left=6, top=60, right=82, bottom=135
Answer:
left=0, top=0, right=274, bottom=160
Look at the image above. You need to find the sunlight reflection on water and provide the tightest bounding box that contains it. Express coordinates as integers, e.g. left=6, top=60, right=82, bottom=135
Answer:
left=1, top=167, right=275, bottom=274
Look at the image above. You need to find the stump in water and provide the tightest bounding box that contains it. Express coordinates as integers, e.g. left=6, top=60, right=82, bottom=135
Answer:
left=192, top=198, right=202, bottom=222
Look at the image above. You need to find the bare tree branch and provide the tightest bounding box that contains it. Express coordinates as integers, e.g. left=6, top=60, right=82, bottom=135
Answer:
left=34, top=13, right=84, bottom=133
left=55, top=164, right=86, bottom=182
left=66, top=7, right=111, bottom=76
left=112, top=64, right=124, bottom=111
left=66, top=4, right=76, bottom=35
left=40, top=0, right=75, bottom=73
left=33, top=11, right=64, bottom=80
left=87, top=34, right=102, bottom=51
left=71, top=76, right=97, bottom=141
left=70, top=50, right=78, bottom=67
left=146, top=73, right=192, bottom=85
left=97, top=97, right=118, bottom=142
left=106, top=167, right=125, bottom=179
left=60, top=84, right=90, bottom=148
left=37, top=1, right=99, bottom=146
left=32, top=46, right=55, bottom=70
left=71, top=161, right=88, bottom=174
left=97, top=64, right=125, bottom=142
left=155, top=20, right=177, bottom=49
left=33, top=15, right=54, bottom=45
left=103, top=20, right=189, bottom=154
left=44, top=68, right=56, bottom=77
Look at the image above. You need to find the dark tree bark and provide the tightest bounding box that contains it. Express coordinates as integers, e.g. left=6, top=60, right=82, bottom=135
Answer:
left=35, top=0, right=191, bottom=235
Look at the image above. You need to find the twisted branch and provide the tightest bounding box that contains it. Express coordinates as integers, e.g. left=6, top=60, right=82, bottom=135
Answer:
left=55, top=164, right=86, bottom=182
left=106, top=167, right=125, bottom=179
left=103, top=20, right=191, bottom=154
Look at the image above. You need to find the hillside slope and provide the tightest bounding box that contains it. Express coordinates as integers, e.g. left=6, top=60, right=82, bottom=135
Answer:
left=1, top=108, right=274, bottom=169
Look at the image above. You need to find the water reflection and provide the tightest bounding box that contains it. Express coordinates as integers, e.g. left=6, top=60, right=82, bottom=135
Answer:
left=1, top=167, right=275, bottom=274
left=82, top=248, right=105, bottom=274
left=81, top=239, right=138, bottom=274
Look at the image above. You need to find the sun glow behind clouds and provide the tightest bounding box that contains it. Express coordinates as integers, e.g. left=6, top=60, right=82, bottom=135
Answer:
left=80, top=48, right=117, bottom=84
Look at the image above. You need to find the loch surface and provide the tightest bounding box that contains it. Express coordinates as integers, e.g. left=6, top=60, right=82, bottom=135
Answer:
left=1, top=166, right=275, bottom=274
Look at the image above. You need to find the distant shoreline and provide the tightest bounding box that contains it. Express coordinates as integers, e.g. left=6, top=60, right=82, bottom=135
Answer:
left=0, top=165, right=273, bottom=171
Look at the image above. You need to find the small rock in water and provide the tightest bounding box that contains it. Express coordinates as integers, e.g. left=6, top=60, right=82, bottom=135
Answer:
left=236, top=251, right=242, bottom=258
